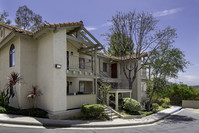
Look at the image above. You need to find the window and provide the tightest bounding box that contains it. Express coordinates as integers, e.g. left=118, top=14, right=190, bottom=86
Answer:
left=103, top=63, right=108, bottom=72
left=9, top=44, right=15, bottom=67
left=0, top=28, right=4, bottom=38
left=79, top=58, right=85, bottom=69
left=79, top=81, right=85, bottom=93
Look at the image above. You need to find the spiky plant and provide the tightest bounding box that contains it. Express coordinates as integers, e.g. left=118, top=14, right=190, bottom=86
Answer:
left=27, top=85, right=42, bottom=108
left=7, top=72, right=22, bottom=86
left=7, top=72, right=22, bottom=108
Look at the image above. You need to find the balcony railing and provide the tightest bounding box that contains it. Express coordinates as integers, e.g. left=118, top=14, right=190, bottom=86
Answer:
left=67, top=55, right=93, bottom=73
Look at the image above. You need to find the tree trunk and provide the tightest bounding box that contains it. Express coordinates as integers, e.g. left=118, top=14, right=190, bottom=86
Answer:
left=129, top=80, right=133, bottom=90
left=147, top=87, right=156, bottom=111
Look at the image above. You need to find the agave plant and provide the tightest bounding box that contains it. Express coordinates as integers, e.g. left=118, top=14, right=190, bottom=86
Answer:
left=27, top=85, right=42, bottom=108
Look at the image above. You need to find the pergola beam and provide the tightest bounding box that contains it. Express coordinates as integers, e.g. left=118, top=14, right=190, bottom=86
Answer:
left=66, top=35, right=93, bottom=46
left=78, top=45, right=97, bottom=52
left=82, top=27, right=101, bottom=45
left=80, top=32, right=95, bottom=46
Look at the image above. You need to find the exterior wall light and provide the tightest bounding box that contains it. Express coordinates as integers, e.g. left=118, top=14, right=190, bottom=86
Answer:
left=55, top=64, right=62, bottom=69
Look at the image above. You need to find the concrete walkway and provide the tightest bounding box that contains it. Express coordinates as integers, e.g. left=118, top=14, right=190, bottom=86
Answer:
left=0, top=106, right=182, bottom=128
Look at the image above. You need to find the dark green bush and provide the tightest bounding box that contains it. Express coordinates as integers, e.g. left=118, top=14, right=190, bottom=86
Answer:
left=0, top=90, right=10, bottom=107
left=81, top=104, right=105, bottom=119
left=0, top=106, right=48, bottom=118
left=123, top=98, right=141, bottom=112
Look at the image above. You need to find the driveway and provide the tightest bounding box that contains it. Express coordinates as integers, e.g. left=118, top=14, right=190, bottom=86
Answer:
left=0, top=108, right=199, bottom=133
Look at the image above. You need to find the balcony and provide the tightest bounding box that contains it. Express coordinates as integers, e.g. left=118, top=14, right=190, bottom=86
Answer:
left=66, top=55, right=94, bottom=77
left=67, top=94, right=96, bottom=109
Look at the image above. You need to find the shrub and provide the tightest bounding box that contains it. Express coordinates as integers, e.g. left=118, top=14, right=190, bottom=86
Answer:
left=123, top=98, right=141, bottom=112
left=162, top=103, right=170, bottom=108
left=0, top=90, right=10, bottom=107
left=81, top=104, right=105, bottom=119
left=159, top=97, right=170, bottom=106
left=1, top=106, right=48, bottom=118
left=0, top=106, right=6, bottom=113
left=152, top=103, right=159, bottom=112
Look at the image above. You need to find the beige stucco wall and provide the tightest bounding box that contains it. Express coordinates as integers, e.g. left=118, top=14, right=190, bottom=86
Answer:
left=19, top=37, right=37, bottom=108
left=36, top=29, right=67, bottom=113
left=182, top=100, right=199, bottom=109
left=0, top=28, right=12, bottom=42
left=0, top=37, right=21, bottom=108
left=67, top=94, right=96, bottom=109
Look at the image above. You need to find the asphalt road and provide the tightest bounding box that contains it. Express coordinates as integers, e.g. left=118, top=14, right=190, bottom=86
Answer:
left=0, top=108, right=199, bottom=133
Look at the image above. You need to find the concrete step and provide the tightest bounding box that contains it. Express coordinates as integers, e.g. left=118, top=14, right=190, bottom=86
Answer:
left=104, top=107, right=121, bottom=120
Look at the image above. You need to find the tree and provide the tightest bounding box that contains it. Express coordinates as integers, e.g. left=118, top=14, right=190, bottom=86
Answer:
left=107, top=33, right=133, bottom=56
left=106, top=11, right=176, bottom=91
left=146, top=44, right=189, bottom=110
left=0, top=10, right=11, bottom=24
left=15, top=5, right=47, bottom=32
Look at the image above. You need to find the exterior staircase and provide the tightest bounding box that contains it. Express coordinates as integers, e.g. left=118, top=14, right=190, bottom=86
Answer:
left=104, top=106, right=122, bottom=120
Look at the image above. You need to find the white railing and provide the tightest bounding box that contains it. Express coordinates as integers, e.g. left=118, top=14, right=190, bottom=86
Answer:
left=67, top=55, right=93, bottom=73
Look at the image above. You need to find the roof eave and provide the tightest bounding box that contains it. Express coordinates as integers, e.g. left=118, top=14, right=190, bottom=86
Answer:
left=0, top=32, right=16, bottom=49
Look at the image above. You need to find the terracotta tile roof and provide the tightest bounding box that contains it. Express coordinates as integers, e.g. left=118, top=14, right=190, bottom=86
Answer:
left=97, top=52, right=147, bottom=60
left=34, top=21, right=84, bottom=35
left=0, top=22, right=33, bottom=36
left=0, top=21, right=84, bottom=36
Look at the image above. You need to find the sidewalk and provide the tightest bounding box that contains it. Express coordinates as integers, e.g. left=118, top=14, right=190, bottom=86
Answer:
left=0, top=106, right=182, bottom=128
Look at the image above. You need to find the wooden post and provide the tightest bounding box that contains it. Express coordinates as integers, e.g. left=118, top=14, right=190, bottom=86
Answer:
left=115, top=92, right=119, bottom=110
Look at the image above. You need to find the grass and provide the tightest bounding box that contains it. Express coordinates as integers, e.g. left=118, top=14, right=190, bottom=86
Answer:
left=0, top=106, right=48, bottom=118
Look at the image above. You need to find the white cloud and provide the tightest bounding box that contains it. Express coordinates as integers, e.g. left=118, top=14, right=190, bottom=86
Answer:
left=85, top=21, right=112, bottom=31
left=101, top=21, right=112, bottom=27
left=169, top=73, right=199, bottom=85
left=153, top=8, right=183, bottom=17
left=85, top=26, right=97, bottom=31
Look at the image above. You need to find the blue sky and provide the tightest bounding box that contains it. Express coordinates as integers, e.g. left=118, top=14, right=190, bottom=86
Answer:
left=0, top=0, right=198, bottom=85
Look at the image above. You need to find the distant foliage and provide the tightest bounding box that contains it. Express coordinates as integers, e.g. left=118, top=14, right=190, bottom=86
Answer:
left=123, top=98, right=141, bottom=112
left=15, top=5, right=48, bottom=32
left=0, top=10, right=11, bottom=24
left=155, top=84, right=199, bottom=102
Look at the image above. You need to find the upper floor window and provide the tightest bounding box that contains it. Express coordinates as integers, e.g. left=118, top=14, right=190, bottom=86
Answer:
left=79, top=58, right=85, bottom=69
left=9, top=44, right=15, bottom=67
left=103, top=62, right=108, bottom=72
left=0, top=28, right=3, bottom=37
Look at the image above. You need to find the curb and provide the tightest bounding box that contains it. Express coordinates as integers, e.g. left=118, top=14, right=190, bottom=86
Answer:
left=71, top=107, right=183, bottom=127
left=0, top=107, right=182, bottom=128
